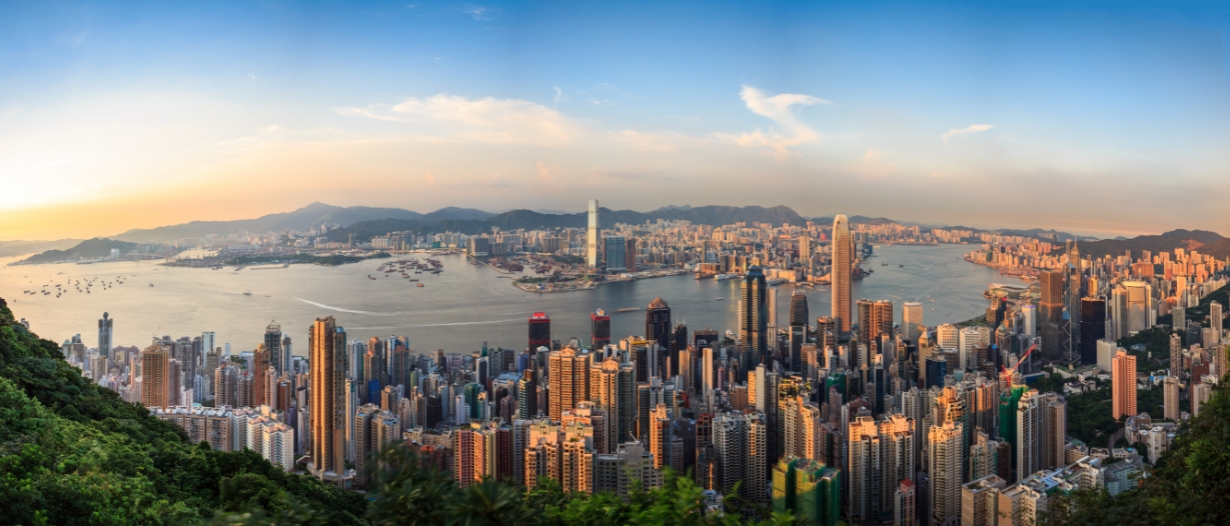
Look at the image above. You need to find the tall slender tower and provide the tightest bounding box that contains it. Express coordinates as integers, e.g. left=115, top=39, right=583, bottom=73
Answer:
left=740, top=267, right=769, bottom=369
left=140, top=344, right=169, bottom=409
left=645, top=298, right=673, bottom=376
left=831, top=215, right=852, bottom=336
left=265, top=321, right=284, bottom=374
left=789, top=288, right=809, bottom=372
left=1112, top=350, right=1137, bottom=420
left=97, top=312, right=113, bottom=359
left=587, top=199, right=601, bottom=268
left=309, top=316, right=348, bottom=484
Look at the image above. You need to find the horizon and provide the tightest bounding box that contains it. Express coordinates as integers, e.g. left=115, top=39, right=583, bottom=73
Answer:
left=4, top=1, right=1230, bottom=239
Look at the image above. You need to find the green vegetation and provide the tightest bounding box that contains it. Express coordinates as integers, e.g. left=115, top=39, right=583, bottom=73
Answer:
left=225, top=252, right=389, bottom=267
left=0, top=298, right=367, bottom=525
left=1062, top=381, right=1116, bottom=446
left=550, top=254, right=585, bottom=265
left=1044, top=378, right=1230, bottom=525
left=1116, top=328, right=1170, bottom=373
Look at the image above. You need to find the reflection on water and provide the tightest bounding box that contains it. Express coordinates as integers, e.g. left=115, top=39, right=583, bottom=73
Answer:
left=0, top=244, right=1017, bottom=355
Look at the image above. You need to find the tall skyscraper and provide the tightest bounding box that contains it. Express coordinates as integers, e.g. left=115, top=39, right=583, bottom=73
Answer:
left=586, top=199, right=600, bottom=268
left=928, top=421, right=963, bottom=526
left=772, top=457, right=842, bottom=526
left=265, top=321, right=284, bottom=374
left=645, top=297, right=673, bottom=352
left=529, top=312, right=551, bottom=353
left=1212, top=302, right=1224, bottom=346
left=140, top=344, right=169, bottom=409
left=1163, top=376, right=1181, bottom=421
left=517, top=369, right=538, bottom=420
left=1112, top=350, right=1137, bottom=420
left=903, top=302, right=923, bottom=342
left=309, top=316, right=349, bottom=484
left=603, top=236, right=627, bottom=272
left=789, top=288, right=809, bottom=372
left=97, top=312, right=113, bottom=359
left=831, top=215, right=852, bottom=335
left=548, top=348, right=588, bottom=421
left=591, top=359, right=636, bottom=444
left=740, top=267, right=769, bottom=369
left=591, top=309, right=611, bottom=348
left=251, top=344, right=270, bottom=407
left=1039, top=270, right=1066, bottom=361
left=1124, top=281, right=1152, bottom=335
left=1079, top=299, right=1106, bottom=366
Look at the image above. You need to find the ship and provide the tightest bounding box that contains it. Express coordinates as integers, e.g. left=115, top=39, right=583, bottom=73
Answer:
left=714, top=273, right=740, bottom=281
left=616, top=307, right=640, bottom=313
left=417, top=283, right=424, bottom=287
left=766, top=278, right=787, bottom=286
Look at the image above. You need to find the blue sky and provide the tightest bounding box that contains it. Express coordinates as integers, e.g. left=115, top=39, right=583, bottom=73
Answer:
left=2, top=0, right=1229, bottom=239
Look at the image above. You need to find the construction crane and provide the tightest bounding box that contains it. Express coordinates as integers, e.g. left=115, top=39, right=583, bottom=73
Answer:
left=1001, top=343, right=1039, bottom=381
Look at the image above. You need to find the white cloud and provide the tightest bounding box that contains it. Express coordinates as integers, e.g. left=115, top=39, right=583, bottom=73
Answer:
left=849, top=149, right=897, bottom=179
left=941, top=124, right=995, bottom=143
left=714, top=85, right=831, bottom=160
left=608, top=130, right=709, bottom=154
left=337, top=94, right=580, bottom=145
left=465, top=6, right=490, bottom=20
left=553, top=87, right=562, bottom=103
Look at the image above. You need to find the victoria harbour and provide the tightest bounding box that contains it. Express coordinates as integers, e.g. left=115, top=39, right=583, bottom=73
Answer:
left=1, top=243, right=1011, bottom=353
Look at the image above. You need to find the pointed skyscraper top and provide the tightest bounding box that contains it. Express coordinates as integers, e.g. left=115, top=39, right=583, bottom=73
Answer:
left=649, top=297, right=669, bottom=309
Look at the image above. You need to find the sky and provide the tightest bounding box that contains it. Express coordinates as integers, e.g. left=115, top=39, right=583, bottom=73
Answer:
left=2, top=0, right=1230, bottom=240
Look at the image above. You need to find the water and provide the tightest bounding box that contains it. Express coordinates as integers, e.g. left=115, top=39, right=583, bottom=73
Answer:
left=0, top=244, right=1018, bottom=355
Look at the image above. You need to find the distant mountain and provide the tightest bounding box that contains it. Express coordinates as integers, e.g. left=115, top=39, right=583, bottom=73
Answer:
left=16, top=238, right=136, bottom=265
left=112, top=202, right=423, bottom=242
left=0, top=239, right=83, bottom=259
left=419, top=207, right=495, bottom=222
left=1078, top=229, right=1229, bottom=259
left=329, top=205, right=809, bottom=241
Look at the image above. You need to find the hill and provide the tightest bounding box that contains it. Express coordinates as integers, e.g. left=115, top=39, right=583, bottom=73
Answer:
left=15, top=237, right=137, bottom=265
left=112, top=202, right=425, bottom=242
left=328, top=205, right=808, bottom=241
left=0, top=239, right=83, bottom=258
left=1077, top=229, right=1229, bottom=259
left=0, top=298, right=367, bottom=524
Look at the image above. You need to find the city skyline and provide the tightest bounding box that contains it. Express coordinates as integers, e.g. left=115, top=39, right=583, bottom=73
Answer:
left=5, top=1, right=1230, bottom=240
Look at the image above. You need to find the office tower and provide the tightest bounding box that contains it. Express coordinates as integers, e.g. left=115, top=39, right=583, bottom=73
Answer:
left=528, top=312, right=551, bottom=353
left=586, top=199, right=600, bottom=268
left=251, top=344, right=270, bottom=407
left=548, top=348, right=588, bottom=420
left=928, top=421, right=963, bottom=526
left=1020, top=304, right=1037, bottom=337
left=895, top=479, right=916, bottom=526
left=816, top=317, right=836, bottom=355
left=1042, top=393, right=1067, bottom=470
left=1112, top=350, right=1137, bottom=420
left=591, top=359, right=636, bottom=444
left=1110, top=285, right=1129, bottom=340
left=1173, top=305, right=1187, bottom=333
left=831, top=215, right=852, bottom=334
left=1015, top=390, right=1043, bottom=479
left=1124, top=281, right=1152, bottom=335
left=789, top=288, right=809, bottom=372
left=645, top=297, right=673, bottom=366
left=647, top=404, right=672, bottom=470
left=693, top=328, right=719, bottom=349
left=1194, top=379, right=1213, bottom=418
left=903, top=302, right=923, bottom=342
left=936, top=323, right=959, bottom=350
left=1212, top=302, right=1224, bottom=346
left=593, top=442, right=663, bottom=497
left=141, top=344, right=169, bottom=409
left=1169, top=333, right=1184, bottom=376
left=1164, top=376, right=1180, bottom=421
left=857, top=299, right=875, bottom=347
left=741, top=267, right=769, bottom=369
left=517, top=369, right=538, bottom=419
left=772, top=457, right=842, bottom=526
left=97, top=312, right=113, bottom=359
left=768, top=286, right=779, bottom=331
left=265, top=321, right=284, bottom=374
left=309, top=317, right=349, bottom=484
left=591, top=309, right=611, bottom=348
left=847, top=414, right=916, bottom=522
left=1039, top=270, right=1065, bottom=361
left=602, top=236, right=626, bottom=273
left=1079, top=298, right=1106, bottom=366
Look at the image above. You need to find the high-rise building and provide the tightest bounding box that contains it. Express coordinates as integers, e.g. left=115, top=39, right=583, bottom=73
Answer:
left=586, top=200, right=600, bottom=268
left=1212, top=302, right=1224, bottom=346
left=529, top=312, right=551, bottom=353
left=1124, top=281, right=1152, bottom=335
left=928, top=421, right=964, bottom=526
left=831, top=215, right=852, bottom=335
left=140, top=344, right=169, bottom=409
left=603, top=236, right=627, bottom=272
left=895, top=479, right=916, bottom=526
left=309, top=317, right=349, bottom=485
left=789, top=288, right=809, bottom=372
left=1110, top=285, right=1129, bottom=340
left=903, top=302, right=923, bottom=342
left=771, top=457, right=842, bottom=526
left=1021, top=304, right=1037, bottom=337
left=591, top=309, right=611, bottom=348
left=713, top=411, right=768, bottom=503
left=847, top=414, right=915, bottom=522
left=591, top=359, right=636, bottom=445
left=1040, top=270, right=1065, bottom=361
left=593, top=441, right=662, bottom=497
left=517, top=369, right=538, bottom=419
left=1163, top=376, right=1181, bottom=421
left=98, top=312, right=113, bottom=359
left=645, top=297, right=672, bottom=356
left=1112, top=350, right=1137, bottom=420
left=265, top=321, right=284, bottom=374
left=1079, top=299, right=1106, bottom=366
left=741, top=267, right=769, bottom=369
left=961, top=475, right=1006, bottom=526
left=548, top=348, right=588, bottom=420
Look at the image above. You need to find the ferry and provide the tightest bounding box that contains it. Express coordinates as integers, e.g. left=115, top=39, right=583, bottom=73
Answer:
left=766, top=278, right=787, bottom=286
left=714, top=273, right=739, bottom=281
left=417, top=283, right=424, bottom=287
left=616, top=307, right=640, bottom=313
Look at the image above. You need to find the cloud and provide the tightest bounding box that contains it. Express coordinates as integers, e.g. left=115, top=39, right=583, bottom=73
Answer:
left=941, top=124, right=995, bottom=143
left=423, top=173, right=436, bottom=186
left=536, top=161, right=558, bottom=182
left=849, top=149, right=897, bottom=179
left=465, top=6, right=490, bottom=20
left=553, top=87, right=562, bottom=103
left=714, top=85, right=831, bottom=160
left=337, top=94, right=580, bottom=145
left=608, top=130, right=709, bottom=154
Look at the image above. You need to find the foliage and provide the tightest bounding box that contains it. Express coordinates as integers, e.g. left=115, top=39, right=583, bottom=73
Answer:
left=1116, top=328, right=1171, bottom=373
left=0, top=299, right=367, bottom=525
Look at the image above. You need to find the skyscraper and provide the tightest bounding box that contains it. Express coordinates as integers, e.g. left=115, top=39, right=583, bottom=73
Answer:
left=645, top=297, right=673, bottom=352
left=591, top=309, right=611, bottom=348
left=98, top=312, right=113, bottom=359
left=591, top=358, right=636, bottom=444
left=1112, top=350, right=1137, bottom=420
left=772, top=457, right=842, bottom=526
left=1039, top=270, right=1065, bottom=361
left=309, top=317, right=349, bottom=485
left=265, top=321, right=284, bottom=374
left=903, top=302, right=923, bottom=342
left=831, top=215, right=852, bottom=335
left=740, top=267, right=769, bottom=369
left=789, top=288, right=809, bottom=372
left=603, top=236, right=627, bottom=272
left=529, top=312, right=551, bottom=353
left=140, top=344, right=169, bottom=409
left=517, top=369, right=538, bottom=420
left=928, top=421, right=963, bottom=526
left=1079, top=298, right=1106, bottom=366
left=548, top=348, right=588, bottom=420
left=586, top=199, right=600, bottom=268
left=1163, top=376, right=1180, bottom=421
left=1212, top=302, right=1223, bottom=346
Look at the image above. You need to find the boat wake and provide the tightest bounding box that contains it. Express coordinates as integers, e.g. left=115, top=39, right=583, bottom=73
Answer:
left=293, top=298, right=402, bottom=316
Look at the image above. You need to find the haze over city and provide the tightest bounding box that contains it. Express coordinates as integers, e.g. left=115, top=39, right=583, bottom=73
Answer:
left=4, top=1, right=1230, bottom=240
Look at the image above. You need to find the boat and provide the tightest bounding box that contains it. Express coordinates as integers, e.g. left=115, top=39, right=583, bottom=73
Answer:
left=417, top=283, right=424, bottom=287
left=616, top=307, right=640, bottom=313
left=243, top=292, right=252, bottom=296
left=715, top=297, right=725, bottom=301
left=149, top=283, right=154, bottom=287
left=766, top=278, right=787, bottom=286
